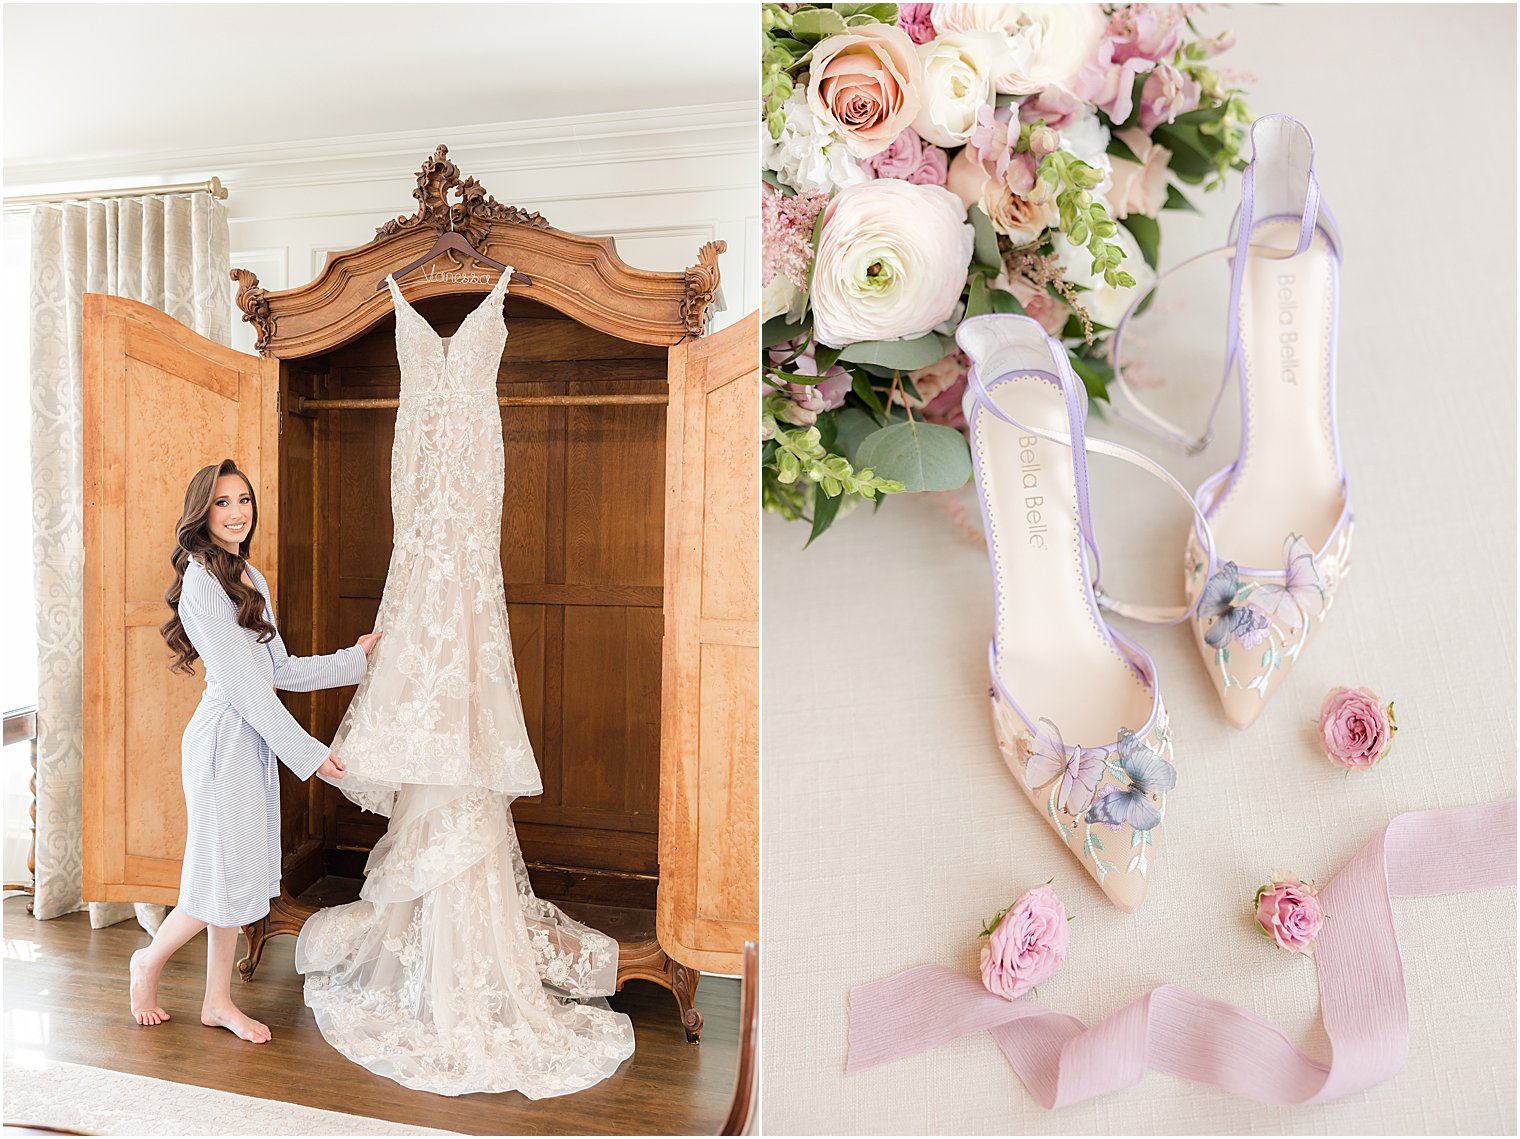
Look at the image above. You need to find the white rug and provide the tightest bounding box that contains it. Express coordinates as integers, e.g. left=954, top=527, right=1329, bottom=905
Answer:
left=3, top=1055, right=458, bottom=1135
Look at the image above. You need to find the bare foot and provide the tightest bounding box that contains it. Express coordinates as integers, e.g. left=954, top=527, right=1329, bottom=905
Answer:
left=130, top=948, right=171, bottom=1027
left=201, top=1002, right=271, bottom=1044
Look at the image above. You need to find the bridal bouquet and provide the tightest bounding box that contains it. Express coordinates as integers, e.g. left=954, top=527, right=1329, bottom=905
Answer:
left=761, top=3, right=1251, bottom=542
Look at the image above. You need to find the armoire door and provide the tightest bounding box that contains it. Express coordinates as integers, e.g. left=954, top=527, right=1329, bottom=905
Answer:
left=657, top=311, right=760, bottom=973
left=81, top=292, right=280, bottom=906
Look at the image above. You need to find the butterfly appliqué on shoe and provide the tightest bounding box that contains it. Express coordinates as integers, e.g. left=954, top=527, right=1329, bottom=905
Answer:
left=1082, top=729, right=1176, bottom=832
left=1198, top=561, right=1271, bottom=650
left=1025, top=718, right=1106, bottom=815
left=1250, top=534, right=1327, bottom=632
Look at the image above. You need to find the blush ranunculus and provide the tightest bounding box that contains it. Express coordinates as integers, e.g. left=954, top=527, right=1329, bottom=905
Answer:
left=1253, top=872, right=1325, bottom=955
left=809, top=180, right=974, bottom=348
left=806, top=24, right=924, bottom=159
left=1318, top=687, right=1396, bottom=770
left=979, top=883, right=1070, bottom=1000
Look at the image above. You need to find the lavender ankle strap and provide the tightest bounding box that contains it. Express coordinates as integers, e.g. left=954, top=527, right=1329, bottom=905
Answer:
left=1107, top=114, right=1343, bottom=456
left=963, top=321, right=1218, bottom=625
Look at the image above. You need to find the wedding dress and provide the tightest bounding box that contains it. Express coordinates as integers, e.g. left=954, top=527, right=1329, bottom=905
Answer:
left=294, top=267, right=635, bottom=1099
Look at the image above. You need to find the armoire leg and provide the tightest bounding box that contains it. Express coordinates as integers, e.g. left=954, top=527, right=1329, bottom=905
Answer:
left=237, top=917, right=267, bottom=981
left=667, top=958, right=703, bottom=1044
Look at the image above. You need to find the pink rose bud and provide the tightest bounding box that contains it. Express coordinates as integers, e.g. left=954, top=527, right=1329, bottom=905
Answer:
left=1253, top=871, right=1324, bottom=955
left=979, top=883, right=1070, bottom=1000
left=1318, top=686, right=1397, bottom=770
left=1028, top=125, right=1059, bottom=156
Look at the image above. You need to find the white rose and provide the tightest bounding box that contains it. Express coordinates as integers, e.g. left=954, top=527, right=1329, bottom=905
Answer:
left=810, top=180, right=975, bottom=348
left=763, top=90, right=870, bottom=196
left=932, top=3, right=1106, bottom=95
left=1052, top=227, right=1156, bottom=329
left=911, top=31, right=1008, bottom=148
left=1106, top=127, right=1172, bottom=219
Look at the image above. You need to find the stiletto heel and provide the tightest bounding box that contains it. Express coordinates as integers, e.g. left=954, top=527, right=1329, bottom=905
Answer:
left=1105, top=115, right=1352, bottom=729
left=957, top=314, right=1216, bottom=912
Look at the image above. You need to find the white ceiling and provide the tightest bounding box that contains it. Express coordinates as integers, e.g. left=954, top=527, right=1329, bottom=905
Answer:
left=3, top=2, right=756, bottom=177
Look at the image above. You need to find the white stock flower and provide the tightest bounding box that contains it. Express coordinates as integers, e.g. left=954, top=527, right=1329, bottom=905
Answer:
left=810, top=180, right=975, bottom=348
left=764, top=90, right=870, bottom=196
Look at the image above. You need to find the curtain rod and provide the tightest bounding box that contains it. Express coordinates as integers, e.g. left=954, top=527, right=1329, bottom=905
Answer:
left=3, top=176, right=228, bottom=209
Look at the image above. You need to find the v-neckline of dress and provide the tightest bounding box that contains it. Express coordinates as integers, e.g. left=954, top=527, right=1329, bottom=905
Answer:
left=386, top=270, right=510, bottom=364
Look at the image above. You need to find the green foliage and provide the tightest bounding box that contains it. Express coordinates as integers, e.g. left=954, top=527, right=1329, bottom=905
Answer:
left=854, top=419, right=972, bottom=493
left=1037, top=147, right=1136, bottom=289
left=838, top=333, right=952, bottom=372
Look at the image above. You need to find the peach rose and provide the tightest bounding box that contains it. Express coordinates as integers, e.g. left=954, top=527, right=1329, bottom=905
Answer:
left=806, top=24, right=923, bottom=159
left=1106, top=127, right=1172, bottom=220
left=980, top=178, right=1058, bottom=249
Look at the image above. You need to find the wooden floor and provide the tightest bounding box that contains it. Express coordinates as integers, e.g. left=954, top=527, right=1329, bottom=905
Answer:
left=2, top=897, right=738, bottom=1135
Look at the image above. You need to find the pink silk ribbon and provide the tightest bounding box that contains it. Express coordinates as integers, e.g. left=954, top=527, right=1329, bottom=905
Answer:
left=846, top=798, right=1516, bottom=1107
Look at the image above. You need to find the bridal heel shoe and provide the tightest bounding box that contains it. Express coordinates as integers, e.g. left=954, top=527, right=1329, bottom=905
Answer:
left=1108, top=114, right=1353, bottom=729
left=957, top=314, right=1217, bottom=912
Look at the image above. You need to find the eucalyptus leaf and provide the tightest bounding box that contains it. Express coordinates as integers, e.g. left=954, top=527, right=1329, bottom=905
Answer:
left=833, top=2, right=898, bottom=22
left=969, top=206, right=1002, bottom=273
left=839, top=333, right=950, bottom=371
left=790, top=6, right=849, bottom=40
left=834, top=405, right=901, bottom=464
left=990, top=286, right=1021, bottom=315
left=855, top=420, right=972, bottom=493
left=964, top=273, right=992, bottom=319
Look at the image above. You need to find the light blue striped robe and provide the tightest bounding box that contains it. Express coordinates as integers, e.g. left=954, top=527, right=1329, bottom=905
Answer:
left=175, top=557, right=367, bottom=927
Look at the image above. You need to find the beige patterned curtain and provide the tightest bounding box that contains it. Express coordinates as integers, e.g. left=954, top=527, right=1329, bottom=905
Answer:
left=30, top=192, right=230, bottom=926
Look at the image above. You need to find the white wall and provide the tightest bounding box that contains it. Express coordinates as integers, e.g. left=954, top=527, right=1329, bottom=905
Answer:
left=214, top=104, right=756, bottom=350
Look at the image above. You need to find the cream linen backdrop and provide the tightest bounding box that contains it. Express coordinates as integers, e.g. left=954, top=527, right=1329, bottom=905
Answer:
left=760, top=5, right=1516, bottom=1135
left=29, top=192, right=230, bottom=927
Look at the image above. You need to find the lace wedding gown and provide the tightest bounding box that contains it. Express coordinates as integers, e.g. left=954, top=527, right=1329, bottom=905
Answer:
left=294, top=267, right=635, bottom=1099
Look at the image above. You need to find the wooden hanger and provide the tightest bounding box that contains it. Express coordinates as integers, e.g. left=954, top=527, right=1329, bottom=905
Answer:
left=376, top=214, right=532, bottom=292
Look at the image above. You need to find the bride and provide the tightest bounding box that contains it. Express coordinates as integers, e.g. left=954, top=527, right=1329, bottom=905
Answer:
left=294, top=267, right=635, bottom=1098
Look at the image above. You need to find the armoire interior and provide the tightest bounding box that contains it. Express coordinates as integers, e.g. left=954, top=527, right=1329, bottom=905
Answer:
left=81, top=144, right=758, bottom=1046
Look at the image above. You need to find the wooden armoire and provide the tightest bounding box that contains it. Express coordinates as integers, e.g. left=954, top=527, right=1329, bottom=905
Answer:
left=80, top=145, right=757, bottom=1041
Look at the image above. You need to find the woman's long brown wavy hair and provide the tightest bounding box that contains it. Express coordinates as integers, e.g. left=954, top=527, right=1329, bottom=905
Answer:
left=160, top=459, right=276, bottom=674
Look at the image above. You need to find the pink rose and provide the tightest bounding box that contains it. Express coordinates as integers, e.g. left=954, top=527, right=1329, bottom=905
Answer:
left=1318, top=687, right=1396, bottom=770
left=806, top=24, right=923, bottom=159
left=896, top=2, right=936, bottom=45
left=1137, top=63, right=1201, bottom=132
left=900, top=351, right=969, bottom=431
left=1106, top=127, right=1172, bottom=220
left=980, top=884, right=1070, bottom=1000
left=1253, top=872, right=1324, bottom=955
left=860, top=128, right=949, bottom=187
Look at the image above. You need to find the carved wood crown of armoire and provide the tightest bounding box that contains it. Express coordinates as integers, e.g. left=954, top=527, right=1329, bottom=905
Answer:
left=81, top=145, right=758, bottom=1042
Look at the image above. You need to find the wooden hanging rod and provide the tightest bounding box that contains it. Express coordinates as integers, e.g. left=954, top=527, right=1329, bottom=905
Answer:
left=293, top=393, right=668, bottom=412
